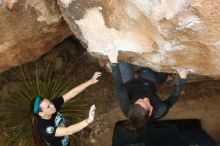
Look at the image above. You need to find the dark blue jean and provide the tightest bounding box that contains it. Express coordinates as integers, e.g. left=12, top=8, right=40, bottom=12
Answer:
left=118, top=61, right=167, bottom=85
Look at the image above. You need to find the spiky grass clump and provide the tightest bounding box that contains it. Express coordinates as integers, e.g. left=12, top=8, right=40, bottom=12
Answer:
left=0, top=62, right=92, bottom=146
left=0, top=72, right=7, bottom=89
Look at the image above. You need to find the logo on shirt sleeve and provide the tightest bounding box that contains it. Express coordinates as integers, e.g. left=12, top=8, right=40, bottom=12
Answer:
left=46, top=126, right=54, bottom=134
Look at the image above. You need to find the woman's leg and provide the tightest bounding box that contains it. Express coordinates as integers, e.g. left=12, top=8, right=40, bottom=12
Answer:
left=118, top=61, right=138, bottom=83
left=139, top=68, right=157, bottom=84
left=140, top=68, right=168, bottom=85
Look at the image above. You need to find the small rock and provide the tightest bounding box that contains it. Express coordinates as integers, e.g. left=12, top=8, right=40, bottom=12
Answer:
left=181, top=91, right=185, bottom=95
left=91, top=138, right=96, bottom=144
left=186, top=99, right=197, bottom=105
left=200, top=88, right=205, bottom=92
left=99, top=132, right=104, bottom=136
left=94, top=130, right=98, bottom=135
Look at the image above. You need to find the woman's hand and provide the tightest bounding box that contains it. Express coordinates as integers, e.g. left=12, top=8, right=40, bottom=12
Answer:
left=90, top=72, right=101, bottom=84
left=177, top=68, right=189, bottom=79
left=86, top=105, right=96, bottom=124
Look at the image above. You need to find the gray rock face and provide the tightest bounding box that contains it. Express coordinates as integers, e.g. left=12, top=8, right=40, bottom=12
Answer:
left=0, top=0, right=72, bottom=71
left=58, top=0, right=220, bottom=77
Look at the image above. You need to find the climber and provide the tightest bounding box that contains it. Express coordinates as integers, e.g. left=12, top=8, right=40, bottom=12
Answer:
left=31, top=72, right=101, bottom=146
left=107, top=47, right=189, bottom=135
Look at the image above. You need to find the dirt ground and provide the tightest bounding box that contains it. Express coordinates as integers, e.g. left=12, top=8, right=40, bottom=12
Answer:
left=0, top=38, right=219, bottom=146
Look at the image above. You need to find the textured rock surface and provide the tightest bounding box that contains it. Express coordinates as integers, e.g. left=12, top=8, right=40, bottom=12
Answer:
left=0, top=0, right=72, bottom=71
left=58, top=0, right=220, bottom=77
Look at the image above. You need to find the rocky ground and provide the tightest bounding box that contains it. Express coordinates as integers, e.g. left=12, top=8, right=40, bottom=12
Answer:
left=0, top=37, right=219, bottom=146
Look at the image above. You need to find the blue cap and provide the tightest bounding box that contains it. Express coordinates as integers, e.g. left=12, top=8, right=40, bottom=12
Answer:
left=33, top=96, right=42, bottom=114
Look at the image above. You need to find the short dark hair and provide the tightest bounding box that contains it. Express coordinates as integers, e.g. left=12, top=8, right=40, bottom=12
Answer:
left=125, top=104, right=150, bottom=136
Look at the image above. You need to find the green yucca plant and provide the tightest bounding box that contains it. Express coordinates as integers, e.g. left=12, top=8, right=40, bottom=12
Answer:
left=0, top=80, right=4, bottom=88
left=0, top=62, right=93, bottom=146
left=0, top=72, right=6, bottom=89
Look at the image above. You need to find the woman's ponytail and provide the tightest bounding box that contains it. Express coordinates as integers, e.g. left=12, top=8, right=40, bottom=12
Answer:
left=30, top=97, right=44, bottom=146
left=125, top=104, right=149, bottom=136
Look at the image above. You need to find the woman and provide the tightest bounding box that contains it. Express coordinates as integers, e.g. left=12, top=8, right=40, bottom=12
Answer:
left=107, top=48, right=189, bottom=136
left=31, top=72, right=101, bottom=146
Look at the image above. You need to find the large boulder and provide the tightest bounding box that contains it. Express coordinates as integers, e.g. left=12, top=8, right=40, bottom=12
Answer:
left=58, top=0, right=220, bottom=77
left=0, top=0, right=72, bottom=71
